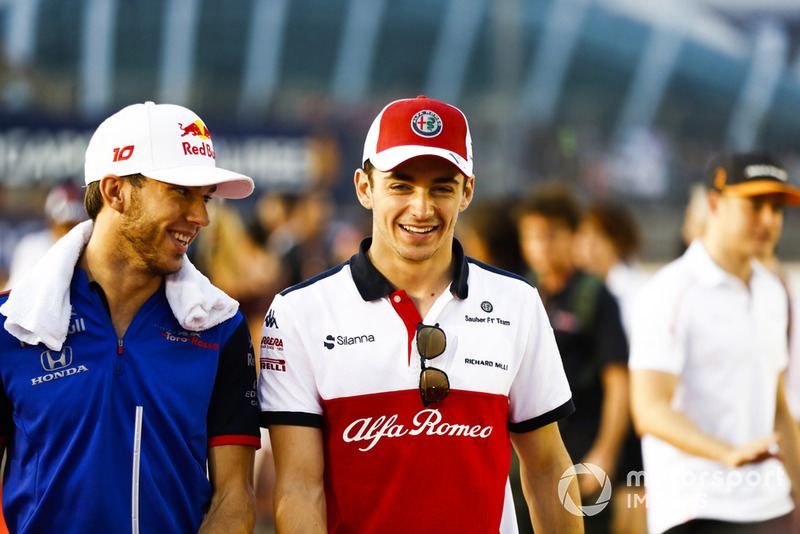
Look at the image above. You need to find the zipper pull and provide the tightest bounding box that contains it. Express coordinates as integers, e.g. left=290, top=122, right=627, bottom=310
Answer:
left=118, top=339, right=124, bottom=355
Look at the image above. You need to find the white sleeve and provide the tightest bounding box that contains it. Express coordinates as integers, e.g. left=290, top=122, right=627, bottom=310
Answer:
left=628, top=278, right=687, bottom=376
left=508, top=289, right=573, bottom=431
left=258, top=293, right=323, bottom=424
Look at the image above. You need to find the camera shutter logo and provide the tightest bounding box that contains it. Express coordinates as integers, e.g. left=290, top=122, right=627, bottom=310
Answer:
left=41, top=346, right=73, bottom=371
left=558, top=463, right=612, bottom=516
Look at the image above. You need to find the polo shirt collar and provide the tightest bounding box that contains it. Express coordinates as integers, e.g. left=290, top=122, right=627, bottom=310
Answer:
left=349, top=237, right=470, bottom=301
left=686, top=239, right=763, bottom=287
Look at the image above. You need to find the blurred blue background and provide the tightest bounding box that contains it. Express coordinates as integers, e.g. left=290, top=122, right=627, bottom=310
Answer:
left=2, top=0, right=800, bottom=264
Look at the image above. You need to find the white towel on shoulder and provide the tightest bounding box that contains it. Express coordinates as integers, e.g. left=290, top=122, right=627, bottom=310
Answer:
left=1, top=220, right=238, bottom=350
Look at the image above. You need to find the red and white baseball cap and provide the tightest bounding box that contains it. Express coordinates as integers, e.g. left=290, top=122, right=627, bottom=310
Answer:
left=85, top=101, right=254, bottom=199
left=362, top=95, right=473, bottom=177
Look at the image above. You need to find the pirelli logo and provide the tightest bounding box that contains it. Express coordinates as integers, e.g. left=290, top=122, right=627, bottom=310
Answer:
left=261, top=357, right=286, bottom=372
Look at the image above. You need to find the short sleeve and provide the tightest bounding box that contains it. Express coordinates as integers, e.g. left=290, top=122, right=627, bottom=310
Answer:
left=508, top=288, right=574, bottom=433
left=628, top=279, right=688, bottom=375
left=207, top=316, right=261, bottom=448
left=258, top=294, right=324, bottom=428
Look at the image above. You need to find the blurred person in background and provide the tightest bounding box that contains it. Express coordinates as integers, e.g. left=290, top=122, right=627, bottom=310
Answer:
left=0, top=102, right=261, bottom=533
left=517, top=183, right=630, bottom=534
left=574, top=199, right=648, bottom=534
left=191, top=198, right=285, bottom=345
left=248, top=190, right=292, bottom=251
left=5, top=180, right=87, bottom=290
left=457, top=197, right=526, bottom=275
left=259, top=96, right=582, bottom=533
left=630, top=153, right=800, bottom=534
left=266, top=187, right=338, bottom=287
left=678, top=183, right=710, bottom=257
left=575, top=200, right=649, bottom=335
left=743, top=177, right=800, bottom=430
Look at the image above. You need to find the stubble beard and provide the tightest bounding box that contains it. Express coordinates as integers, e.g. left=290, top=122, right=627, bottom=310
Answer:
left=119, top=195, right=182, bottom=278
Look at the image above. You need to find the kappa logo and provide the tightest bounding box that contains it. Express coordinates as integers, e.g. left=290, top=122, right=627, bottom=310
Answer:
left=264, top=310, right=279, bottom=329
left=33, top=346, right=89, bottom=386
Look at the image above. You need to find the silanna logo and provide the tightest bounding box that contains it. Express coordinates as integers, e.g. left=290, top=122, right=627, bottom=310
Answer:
left=32, top=346, right=89, bottom=386
left=324, top=333, right=376, bottom=350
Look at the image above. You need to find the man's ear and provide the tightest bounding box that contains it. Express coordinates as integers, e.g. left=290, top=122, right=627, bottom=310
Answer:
left=706, top=189, right=720, bottom=215
left=354, top=168, right=373, bottom=210
left=99, top=174, right=125, bottom=214
left=460, top=175, right=475, bottom=212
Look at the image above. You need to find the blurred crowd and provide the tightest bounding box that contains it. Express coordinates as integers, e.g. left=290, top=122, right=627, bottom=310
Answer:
left=2, top=173, right=799, bottom=534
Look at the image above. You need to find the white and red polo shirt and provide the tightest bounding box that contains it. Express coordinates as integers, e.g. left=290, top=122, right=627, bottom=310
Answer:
left=258, top=239, right=574, bottom=533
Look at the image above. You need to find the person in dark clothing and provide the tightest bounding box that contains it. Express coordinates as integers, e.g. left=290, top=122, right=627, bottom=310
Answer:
left=516, top=183, right=630, bottom=534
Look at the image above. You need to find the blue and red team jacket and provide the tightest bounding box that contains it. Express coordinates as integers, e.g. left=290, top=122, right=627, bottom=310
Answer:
left=0, top=269, right=261, bottom=533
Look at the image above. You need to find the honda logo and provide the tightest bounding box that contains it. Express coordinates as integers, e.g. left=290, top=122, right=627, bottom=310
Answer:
left=41, top=346, right=72, bottom=371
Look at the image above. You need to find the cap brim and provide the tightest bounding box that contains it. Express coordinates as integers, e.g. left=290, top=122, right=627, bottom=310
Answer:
left=722, top=180, right=800, bottom=206
left=370, top=145, right=472, bottom=177
left=143, top=166, right=254, bottom=199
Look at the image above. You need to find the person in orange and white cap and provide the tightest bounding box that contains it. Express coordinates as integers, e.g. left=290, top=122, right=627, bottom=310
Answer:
left=0, top=102, right=260, bottom=533
left=5, top=180, right=87, bottom=290
left=259, top=96, right=582, bottom=533
left=630, top=153, right=800, bottom=534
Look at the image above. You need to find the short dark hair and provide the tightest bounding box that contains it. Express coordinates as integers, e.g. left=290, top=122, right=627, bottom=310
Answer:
left=362, top=160, right=375, bottom=187
left=516, top=183, right=582, bottom=231
left=583, top=201, right=642, bottom=261
left=84, top=173, right=146, bottom=221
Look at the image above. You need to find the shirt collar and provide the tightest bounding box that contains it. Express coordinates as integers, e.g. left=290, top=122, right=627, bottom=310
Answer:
left=686, top=239, right=764, bottom=287
left=349, top=237, right=469, bottom=301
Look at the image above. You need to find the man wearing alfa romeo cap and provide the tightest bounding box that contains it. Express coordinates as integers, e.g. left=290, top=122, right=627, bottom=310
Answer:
left=259, top=96, right=582, bottom=532
left=630, top=152, right=800, bottom=533
left=0, top=102, right=261, bottom=533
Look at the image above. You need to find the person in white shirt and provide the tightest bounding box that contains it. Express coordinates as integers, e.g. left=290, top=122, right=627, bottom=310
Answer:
left=629, top=152, right=800, bottom=534
left=5, top=181, right=86, bottom=290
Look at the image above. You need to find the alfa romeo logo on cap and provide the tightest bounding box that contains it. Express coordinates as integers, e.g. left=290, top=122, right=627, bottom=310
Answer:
left=411, top=110, right=443, bottom=138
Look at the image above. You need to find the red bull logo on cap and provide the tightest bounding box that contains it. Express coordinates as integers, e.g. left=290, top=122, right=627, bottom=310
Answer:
left=178, top=120, right=211, bottom=140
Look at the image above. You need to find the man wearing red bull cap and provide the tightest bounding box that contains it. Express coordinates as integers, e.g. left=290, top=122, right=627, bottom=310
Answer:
left=0, top=102, right=260, bottom=533
left=630, top=153, right=800, bottom=533
left=259, top=96, right=582, bottom=532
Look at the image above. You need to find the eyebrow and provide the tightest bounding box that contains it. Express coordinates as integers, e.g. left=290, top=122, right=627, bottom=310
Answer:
left=388, top=172, right=461, bottom=185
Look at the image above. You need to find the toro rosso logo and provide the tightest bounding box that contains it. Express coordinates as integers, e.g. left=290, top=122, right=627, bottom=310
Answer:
left=178, top=120, right=211, bottom=140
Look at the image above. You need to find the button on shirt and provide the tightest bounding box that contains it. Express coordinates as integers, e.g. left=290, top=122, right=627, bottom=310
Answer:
left=629, top=240, right=793, bottom=533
